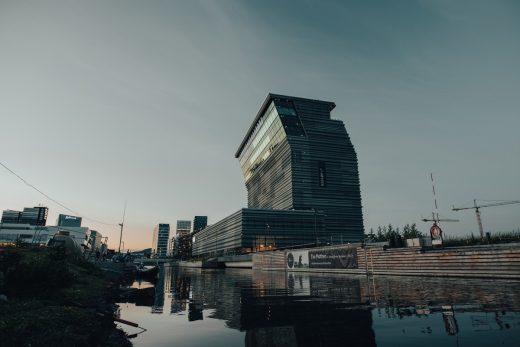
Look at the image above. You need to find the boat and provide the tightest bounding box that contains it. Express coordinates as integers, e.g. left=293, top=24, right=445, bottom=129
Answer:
left=135, top=263, right=159, bottom=279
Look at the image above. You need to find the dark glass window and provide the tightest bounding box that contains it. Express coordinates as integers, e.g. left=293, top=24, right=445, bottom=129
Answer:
left=318, top=161, right=326, bottom=187
left=276, top=106, right=296, bottom=116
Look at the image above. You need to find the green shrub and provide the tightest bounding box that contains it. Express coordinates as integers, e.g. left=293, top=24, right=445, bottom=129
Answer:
left=4, top=250, right=71, bottom=299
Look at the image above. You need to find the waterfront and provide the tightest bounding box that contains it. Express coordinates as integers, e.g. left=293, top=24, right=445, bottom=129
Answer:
left=117, top=265, right=520, bottom=346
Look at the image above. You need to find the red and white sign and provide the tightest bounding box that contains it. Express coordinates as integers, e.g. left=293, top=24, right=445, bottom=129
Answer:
left=430, top=224, right=443, bottom=245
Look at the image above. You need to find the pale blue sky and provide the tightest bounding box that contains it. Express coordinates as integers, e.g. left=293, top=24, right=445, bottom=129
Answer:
left=1, top=0, right=519, bottom=249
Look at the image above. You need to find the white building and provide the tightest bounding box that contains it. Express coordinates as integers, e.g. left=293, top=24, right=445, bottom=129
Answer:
left=0, top=223, right=89, bottom=248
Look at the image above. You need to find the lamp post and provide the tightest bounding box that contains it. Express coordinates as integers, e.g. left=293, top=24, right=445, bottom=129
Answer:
left=265, top=223, right=271, bottom=250
left=214, top=231, right=217, bottom=257
left=313, top=209, right=318, bottom=246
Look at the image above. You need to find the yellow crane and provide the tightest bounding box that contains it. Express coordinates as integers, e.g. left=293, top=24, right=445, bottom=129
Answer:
left=452, top=199, right=520, bottom=239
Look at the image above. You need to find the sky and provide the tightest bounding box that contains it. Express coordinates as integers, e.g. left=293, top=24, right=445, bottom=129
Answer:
left=1, top=0, right=519, bottom=250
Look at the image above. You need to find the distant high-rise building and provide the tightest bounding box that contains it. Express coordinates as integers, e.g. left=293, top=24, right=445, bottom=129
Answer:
left=20, top=206, right=48, bottom=226
left=57, top=214, right=82, bottom=227
left=152, top=224, right=170, bottom=258
left=173, top=220, right=192, bottom=259
left=87, top=230, right=103, bottom=251
left=192, top=216, right=207, bottom=234
left=1, top=210, right=22, bottom=224
left=2, top=206, right=48, bottom=226
left=168, top=237, right=176, bottom=257
left=176, top=220, right=191, bottom=236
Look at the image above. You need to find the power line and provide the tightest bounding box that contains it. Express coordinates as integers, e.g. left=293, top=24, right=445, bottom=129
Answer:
left=0, top=161, right=117, bottom=227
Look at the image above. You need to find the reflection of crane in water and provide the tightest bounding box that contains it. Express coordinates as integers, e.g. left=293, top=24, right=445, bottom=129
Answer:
left=452, top=199, right=520, bottom=239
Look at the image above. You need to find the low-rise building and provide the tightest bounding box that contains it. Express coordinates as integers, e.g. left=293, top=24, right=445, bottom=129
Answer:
left=0, top=223, right=89, bottom=248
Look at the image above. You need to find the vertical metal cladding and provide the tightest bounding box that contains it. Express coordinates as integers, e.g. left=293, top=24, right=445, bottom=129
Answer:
left=191, top=210, right=243, bottom=256
left=289, top=97, right=364, bottom=242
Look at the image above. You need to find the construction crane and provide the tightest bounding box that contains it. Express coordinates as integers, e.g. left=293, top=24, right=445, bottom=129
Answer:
left=422, top=173, right=459, bottom=243
left=421, top=213, right=459, bottom=224
left=452, top=199, right=520, bottom=239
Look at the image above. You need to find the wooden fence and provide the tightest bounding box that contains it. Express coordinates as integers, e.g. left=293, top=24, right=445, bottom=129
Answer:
left=253, top=243, right=520, bottom=279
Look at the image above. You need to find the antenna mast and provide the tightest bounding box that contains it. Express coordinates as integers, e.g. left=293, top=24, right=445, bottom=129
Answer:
left=431, top=173, right=438, bottom=222
left=118, top=200, right=127, bottom=253
left=422, top=173, right=458, bottom=245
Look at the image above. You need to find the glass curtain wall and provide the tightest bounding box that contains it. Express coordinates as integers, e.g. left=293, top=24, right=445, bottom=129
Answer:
left=238, top=102, right=286, bottom=182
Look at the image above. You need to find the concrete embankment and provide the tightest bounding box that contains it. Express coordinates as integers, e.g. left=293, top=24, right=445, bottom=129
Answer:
left=175, top=254, right=253, bottom=269
left=178, top=255, right=252, bottom=269
left=253, top=243, right=520, bottom=279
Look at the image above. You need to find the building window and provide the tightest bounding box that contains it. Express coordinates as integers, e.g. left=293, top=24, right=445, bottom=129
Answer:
left=318, top=161, right=326, bottom=187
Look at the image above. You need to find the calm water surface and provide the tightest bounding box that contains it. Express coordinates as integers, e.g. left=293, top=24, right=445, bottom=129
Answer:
left=117, top=265, right=520, bottom=346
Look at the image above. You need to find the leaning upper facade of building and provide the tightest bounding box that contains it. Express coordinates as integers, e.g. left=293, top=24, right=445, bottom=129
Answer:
left=235, top=94, right=364, bottom=239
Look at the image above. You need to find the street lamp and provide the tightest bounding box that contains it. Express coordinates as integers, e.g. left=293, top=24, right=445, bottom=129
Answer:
left=265, top=223, right=271, bottom=250
left=313, top=209, right=318, bottom=246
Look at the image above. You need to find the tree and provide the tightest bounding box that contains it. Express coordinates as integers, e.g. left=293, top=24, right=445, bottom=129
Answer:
left=366, top=228, right=376, bottom=242
left=376, top=226, right=385, bottom=242
left=410, top=223, right=422, bottom=238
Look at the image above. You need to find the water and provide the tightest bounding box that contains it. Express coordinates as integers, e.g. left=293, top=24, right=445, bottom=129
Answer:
left=117, top=265, right=520, bottom=346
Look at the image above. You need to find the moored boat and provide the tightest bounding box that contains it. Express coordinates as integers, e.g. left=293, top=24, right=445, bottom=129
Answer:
left=136, top=264, right=159, bottom=279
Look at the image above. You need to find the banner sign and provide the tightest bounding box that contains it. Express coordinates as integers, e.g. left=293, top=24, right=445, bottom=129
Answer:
left=286, top=250, right=309, bottom=269
left=308, top=247, right=358, bottom=269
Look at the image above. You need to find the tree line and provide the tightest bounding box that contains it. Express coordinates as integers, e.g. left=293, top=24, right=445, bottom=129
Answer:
left=366, top=223, right=423, bottom=244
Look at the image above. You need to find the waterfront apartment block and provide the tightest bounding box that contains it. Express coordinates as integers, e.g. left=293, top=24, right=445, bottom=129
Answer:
left=193, top=216, right=208, bottom=234
left=152, top=223, right=170, bottom=258
left=0, top=223, right=90, bottom=248
left=57, top=214, right=82, bottom=227
left=1, top=206, right=49, bottom=226
left=176, top=220, right=191, bottom=236
left=192, top=94, right=364, bottom=256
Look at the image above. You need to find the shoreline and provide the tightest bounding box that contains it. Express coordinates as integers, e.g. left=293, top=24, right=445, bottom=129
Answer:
left=0, top=246, right=133, bottom=347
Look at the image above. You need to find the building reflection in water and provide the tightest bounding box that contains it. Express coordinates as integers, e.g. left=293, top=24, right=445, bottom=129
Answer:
left=162, top=267, right=376, bottom=346
left=126, top=265, right=520, bottom=346
left=170, top=266, right=191, bottom=314
left=151, top=265, right=166, bottom=314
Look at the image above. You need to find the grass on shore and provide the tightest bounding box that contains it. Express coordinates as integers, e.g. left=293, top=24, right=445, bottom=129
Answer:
left=443, top=230, right=520, bottom=247
left=0, top=245, right=130, bottom=347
